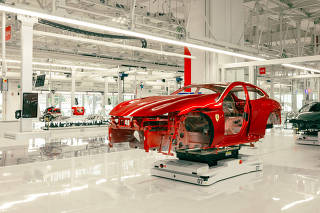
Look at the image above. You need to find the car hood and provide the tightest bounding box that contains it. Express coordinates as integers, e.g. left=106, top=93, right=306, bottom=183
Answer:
left=296, top=112, right=320, bottom=121
left=110, top=94, right=220, bottom=117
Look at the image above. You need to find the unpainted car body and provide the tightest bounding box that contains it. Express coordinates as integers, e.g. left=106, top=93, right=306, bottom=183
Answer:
left=109, top=82, right=281, bottom=155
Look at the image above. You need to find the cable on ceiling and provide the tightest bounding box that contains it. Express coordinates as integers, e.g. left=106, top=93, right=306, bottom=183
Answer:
left=38, top=19, right=147, bottom=48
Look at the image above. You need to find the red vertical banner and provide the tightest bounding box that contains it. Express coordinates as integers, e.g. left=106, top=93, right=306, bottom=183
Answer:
left=184, top=47, right=191, bottom=92
left=5, top=26, right=11, bottom=41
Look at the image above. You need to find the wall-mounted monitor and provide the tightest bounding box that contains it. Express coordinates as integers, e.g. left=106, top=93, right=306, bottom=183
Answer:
left=35, top=74, right=46, bottom=87
left=22, top=93, right=38, bottom=118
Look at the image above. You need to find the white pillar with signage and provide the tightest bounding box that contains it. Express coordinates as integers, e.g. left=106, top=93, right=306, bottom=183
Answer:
left=18, top=15, right=37, bottom=132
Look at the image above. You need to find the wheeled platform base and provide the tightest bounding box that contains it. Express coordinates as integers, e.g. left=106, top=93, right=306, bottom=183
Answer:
left=296, top=133, right=320, bottom=145
left=151, top=154, right=262, bottom=185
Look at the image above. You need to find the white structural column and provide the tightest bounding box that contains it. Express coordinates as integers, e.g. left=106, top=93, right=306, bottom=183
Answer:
left=187, top=0, right=206, bottom=84
left=303, top=79, right=307, bottom=105
left=248, top=66, right=255, bottom=84
left=103, top=77, right=109, bottom=115
left=187, top=0, right=244, bottom=84
left=71, top=68, right=76, bottom=107
left=48, top=69, right=54, bottom=106
left=173, top=80, right=178, bottom=92
left=165, top=80, right=169, bottom=95
left=18, top=15, right=37, bottom=132
left=220, top=68, right=225, bottom=83
left=270, top=70, right=274, bottom=99
left=270, top=82, right=274, bottom=99
left=117, top=69, right=122, bottom=104
left=2, top=12, right=6, bottom=120
left=279, top=81, right=282, bottom=106
left=291, top=79, right=298, bottom=112
left=92, top=95, right=97, bottom=114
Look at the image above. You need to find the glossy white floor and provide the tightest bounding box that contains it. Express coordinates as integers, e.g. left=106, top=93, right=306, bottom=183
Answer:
left=0, top=129, right=320, bottom=213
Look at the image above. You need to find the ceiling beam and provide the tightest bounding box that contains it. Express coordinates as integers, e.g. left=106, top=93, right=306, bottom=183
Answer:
left=222, top=54, right=320, bottom=68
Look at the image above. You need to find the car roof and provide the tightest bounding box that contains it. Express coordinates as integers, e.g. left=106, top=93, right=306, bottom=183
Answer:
left=181, top=82, right=267, bottom=96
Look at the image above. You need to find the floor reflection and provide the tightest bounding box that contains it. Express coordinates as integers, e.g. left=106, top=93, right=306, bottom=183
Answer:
left=0, top=129, right=320, bottom=212
left=0, top=136, right=111, bottom=167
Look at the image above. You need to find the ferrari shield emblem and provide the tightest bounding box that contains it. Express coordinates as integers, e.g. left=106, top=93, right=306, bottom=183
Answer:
left=215, top=114, right=220, bottom=122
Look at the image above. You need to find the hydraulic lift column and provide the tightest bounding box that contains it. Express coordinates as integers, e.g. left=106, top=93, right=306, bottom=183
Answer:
left=18, top=15, right=37, bottom=132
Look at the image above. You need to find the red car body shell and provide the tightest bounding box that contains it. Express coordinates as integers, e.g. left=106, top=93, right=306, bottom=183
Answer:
left=46, top=107, right=61, bottom=114
left=109, top=82, right=281, bottom=153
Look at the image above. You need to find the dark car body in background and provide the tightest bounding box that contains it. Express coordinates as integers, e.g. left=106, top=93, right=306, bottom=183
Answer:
left=290, top=102, right=320, bottom=135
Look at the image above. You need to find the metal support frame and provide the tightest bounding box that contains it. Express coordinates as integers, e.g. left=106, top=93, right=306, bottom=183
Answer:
left=151, top=154, right=262, bottom=185
left=301, top=20, right=311, bottom=56
left=279, top=10, right=283, bottom=56
left=296, top=20, right=302, bottom=56
left=130, top=0, right=136, bottom=30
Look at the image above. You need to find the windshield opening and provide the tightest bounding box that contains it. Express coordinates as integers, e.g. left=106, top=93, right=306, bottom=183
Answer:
left=309, top=103, right=320, bottom=112
left=172, top=84, right=227, bottom=95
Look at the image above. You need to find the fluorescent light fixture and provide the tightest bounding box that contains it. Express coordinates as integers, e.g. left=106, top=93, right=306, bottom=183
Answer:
left=33, top=61, right=114, bottom=71
left=282, top=63, right=320, bottom=73
left=33, top=67, right=72, bottom=73
left=4, top=59, right=20, bottom=63
left=6, top=65, right=20, bottom=69
left=0, top=4, right=264, bottom=61
left=137, top=71, right=148, bottom=75
left=0, top=58, right=115, bottom=72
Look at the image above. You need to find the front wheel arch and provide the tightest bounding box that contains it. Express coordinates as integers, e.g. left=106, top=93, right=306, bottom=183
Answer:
left=177, top=110, right=215, bottom=148
left=266, top=110, right=281, bottom=129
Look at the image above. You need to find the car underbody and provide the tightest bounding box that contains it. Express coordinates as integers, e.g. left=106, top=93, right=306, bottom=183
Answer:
left=109, top=110, right=214, bottom=155
left=290, top=119, right=320, bottom=136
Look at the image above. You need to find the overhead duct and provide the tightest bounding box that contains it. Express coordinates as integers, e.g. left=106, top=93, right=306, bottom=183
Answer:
left=38, top=19, right=148, bottom=48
